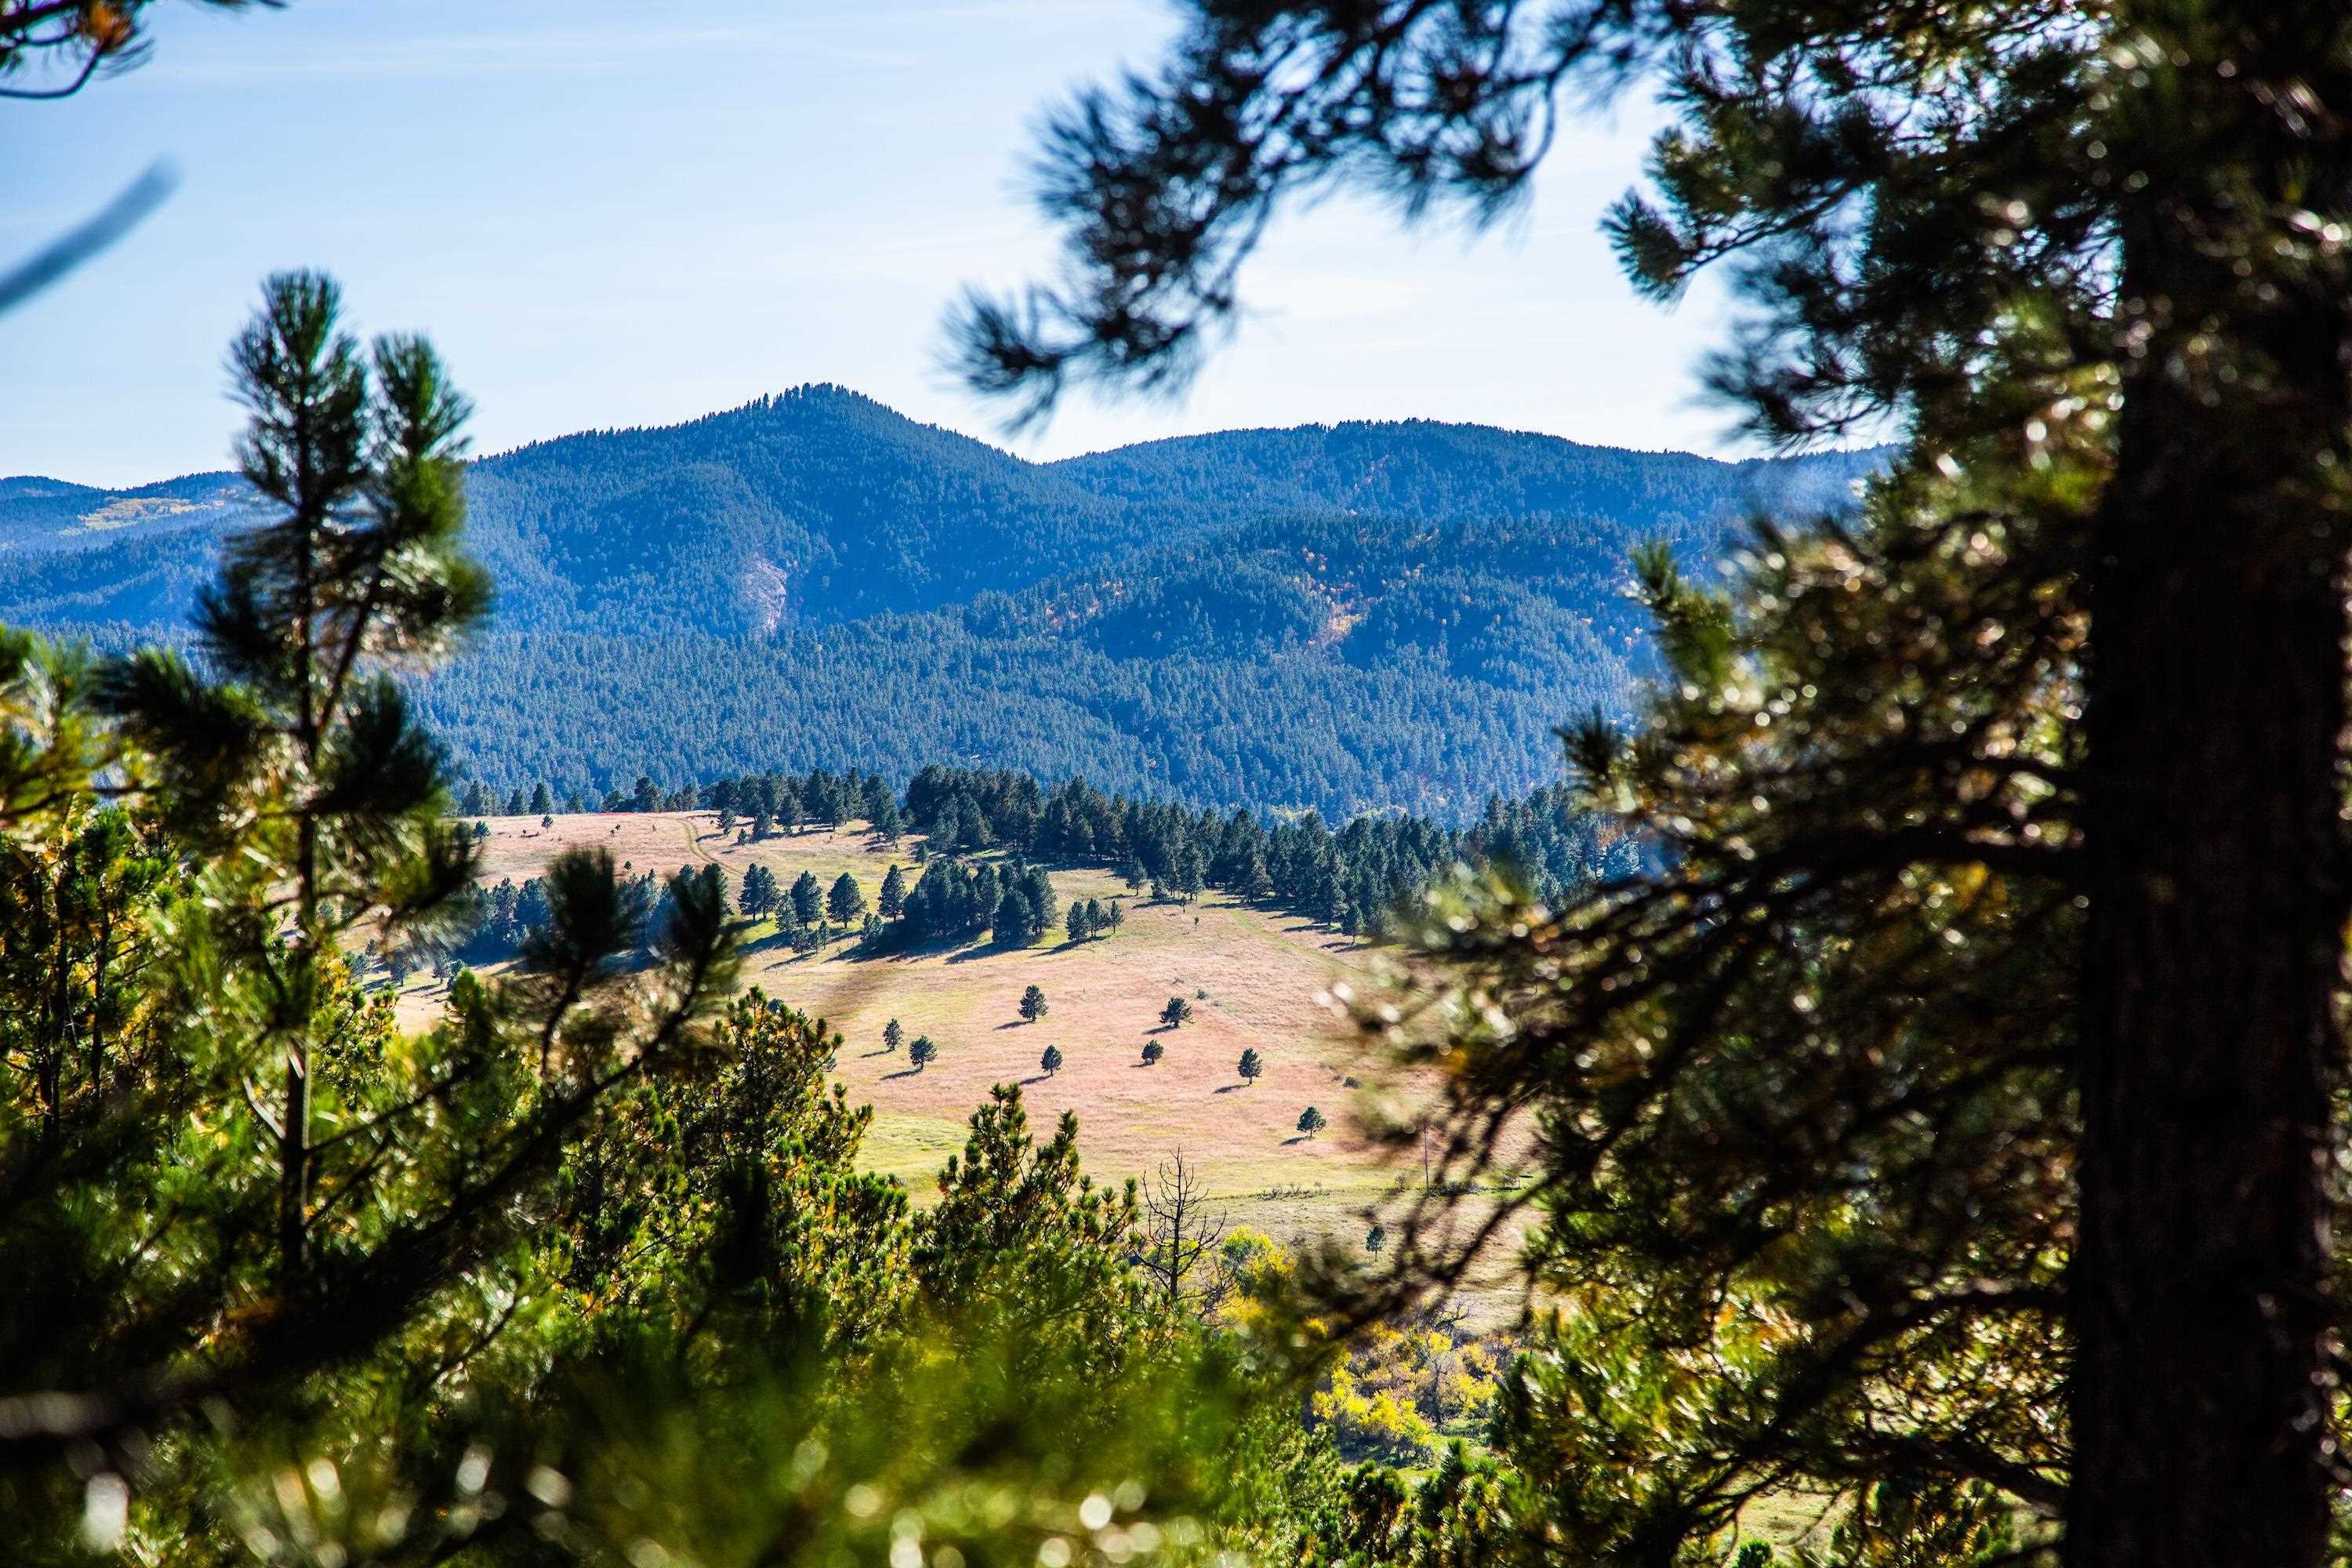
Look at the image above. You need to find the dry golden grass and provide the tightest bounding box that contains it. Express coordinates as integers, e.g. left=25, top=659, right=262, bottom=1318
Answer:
left=408, top=811, right=1489, bottom=1255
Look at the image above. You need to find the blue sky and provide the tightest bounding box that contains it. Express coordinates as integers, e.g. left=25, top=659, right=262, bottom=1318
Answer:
left=1, top=0, right=1743, bottom=486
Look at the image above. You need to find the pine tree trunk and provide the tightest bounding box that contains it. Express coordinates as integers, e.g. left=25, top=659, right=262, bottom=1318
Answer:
left=2071, top=171, right=2352, bottom=1564
left=281, top=811, right=318, bottom=1289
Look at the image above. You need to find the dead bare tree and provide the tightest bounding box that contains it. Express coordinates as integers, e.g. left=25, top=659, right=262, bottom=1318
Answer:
left=1138, top=1149, right=1229, bottom=1316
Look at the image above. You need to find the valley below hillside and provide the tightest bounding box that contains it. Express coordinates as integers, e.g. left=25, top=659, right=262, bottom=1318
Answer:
left=397, top=810, right=1518, bottom=1282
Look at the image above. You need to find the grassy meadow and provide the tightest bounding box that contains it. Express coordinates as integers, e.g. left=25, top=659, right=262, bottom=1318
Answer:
left=403, top=811, right=1472, bottom=1257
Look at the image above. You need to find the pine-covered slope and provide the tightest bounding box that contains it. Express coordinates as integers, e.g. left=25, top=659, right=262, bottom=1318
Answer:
left=0, top=387, right=1880, bottom=818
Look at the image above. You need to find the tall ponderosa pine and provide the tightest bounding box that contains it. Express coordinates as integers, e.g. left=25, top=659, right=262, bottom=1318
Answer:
left=0, top=274, right=741, bottom=1508
left=957, top=3, right=2352, bottom=1561
left=105, top=271, right=492, bottom=1284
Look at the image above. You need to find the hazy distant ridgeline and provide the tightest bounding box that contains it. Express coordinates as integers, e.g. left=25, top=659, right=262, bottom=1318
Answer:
left=0, top=385, right=1881, bottom=818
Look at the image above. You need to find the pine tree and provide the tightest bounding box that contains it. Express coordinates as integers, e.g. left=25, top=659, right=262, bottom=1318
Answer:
left=789, top=869, right=822, bottom=929
left=884, top=1018, right=903, bottom=1053
left=993, top=889, right=1034, bottom=946
left=1160, top=996, right=1192, bottom=1030
left=529, top=781, right=551, bottom=815
left=879, top=862, right=907, bottom=920
left=1236, top=1050, right=1262, bottom=1087
left=100, top=272, right=492, bottom=1284
left=1065, top=898, right=1091, bottom=942
left=1040, top=1044, right=1063, bottom=1078
left=505, top=788, right=526, bottom=815
left=1141, top=1041, right=1163, bottom=1066
left=1020, top=866, right=1057, bottom=940
left=1019, top=984, right=1048, bottom=1024
left=35, top=272, right=745, bottom=1482
left=826, top=871, right=865, bottom=924
left=908, top=1036, right=937, bottom=1071
left=954, top=2, right=2352, bottom=1555
left=1171, top=845, right=1205, bottom=906
left=1295, top=1106, right=1324, bottom=1138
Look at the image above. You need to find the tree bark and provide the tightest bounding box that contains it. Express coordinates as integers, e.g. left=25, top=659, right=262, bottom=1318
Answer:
left=2071, top=89, right=2352, bottom=1563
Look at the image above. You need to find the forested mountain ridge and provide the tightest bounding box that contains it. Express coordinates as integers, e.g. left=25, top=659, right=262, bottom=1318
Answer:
left=0, top=386, right=1881, bottom=816
left=1051, top=416, right=1871, bottom=526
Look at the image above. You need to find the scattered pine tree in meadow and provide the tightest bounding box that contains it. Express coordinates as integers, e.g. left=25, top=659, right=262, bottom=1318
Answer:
left=1019, top=984, right=1048, bottom=1024
left=1141, top=1041, right=1163, bottom=1066
left=1366, top=1224, right=1386, bottom=1254
left=1237, top=1050, right=1262, bottom=1087
left=827, top=870, right=866, bottom=924
left=907, top=1036, right=938, bottom=1071
left=739, top=863, right=777, bottom=919
left=1040, top=1044, right=1063, bottom=1078
left=1160, top=996, right=1192, bottom=1030
left=790, top=869, right=823, bottom=928
left=1296, top=1106, right=1325, bottom=1138
left=1066, top=898, right=1091, bottom=941
left=879, top=862, right=907, bottom=919
left=884, top=1018, right=903, bottom=1054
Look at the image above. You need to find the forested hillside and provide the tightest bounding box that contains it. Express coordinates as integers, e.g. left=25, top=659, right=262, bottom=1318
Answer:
left=0, top=387, right=1878, bottom=817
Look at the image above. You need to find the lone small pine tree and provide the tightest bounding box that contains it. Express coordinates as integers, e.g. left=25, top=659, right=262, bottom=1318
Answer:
left=1296, top=1105, right=1325, bottom=1138
left=1160, top=996, right=1192, bottom=1029
left=908, top=1036, right=937, bottom=1071
left=1237, top=1049, right=1262, bottom=1086
left=1142, top=1040, right=1164, bottom=1066
left=883, top=1018, right=902, bottom=1053
left=1019, top=984, right=1048, bottom=1024
left=1040, top=1044, right=1063, bottom=1078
